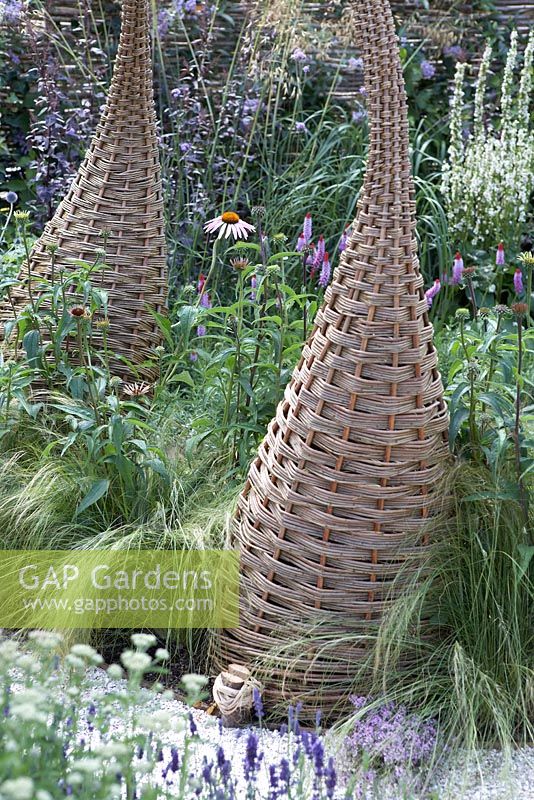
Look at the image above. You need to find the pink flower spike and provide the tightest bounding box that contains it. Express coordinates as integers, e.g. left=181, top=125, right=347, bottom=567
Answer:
left=452, top=251, right=464, bottom=285
left=313, top=235, right=325, bottom=268
left=318, top=252, right=331, bottom=288
left=296, top=232, right=306, bottom=252
left=303, top=213, right=312, bottom=244
left=514, top=268, right=524, bottom=295
left=425, top=278, right=441, bottom=307
left=496, top=242, right=505, bottom=266
left=339, top=225, right=351, bottom=252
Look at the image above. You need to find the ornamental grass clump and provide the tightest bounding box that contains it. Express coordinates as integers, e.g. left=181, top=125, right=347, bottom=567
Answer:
left=442, top=30, right=534, bottom=253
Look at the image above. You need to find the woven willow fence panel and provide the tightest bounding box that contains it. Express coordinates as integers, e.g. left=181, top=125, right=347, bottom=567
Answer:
left=216, top=0, right=450, bottom=714
left=2, top=0, right=167, bottom=379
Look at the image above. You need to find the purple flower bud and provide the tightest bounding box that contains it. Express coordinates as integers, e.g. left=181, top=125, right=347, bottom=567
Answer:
left=253, top=687, right=264, bottom=719
left=197, top=325, right=207, bottom=337
left=339, top=225, right=351, bottom=252
left=296, top=232, right=306, bottom=252
left=313, top=236, right=325, bottom=269
left=496, top=242, right=505, bottom=266
left=303, top=213, right=312, bottom=245
left=425, top=279, right=441, bottom=308
left=514, top=268, right=524, bottom=295
left=452, top=252, right=464, bottom=285
left=318, top=252, right=331, bottom=288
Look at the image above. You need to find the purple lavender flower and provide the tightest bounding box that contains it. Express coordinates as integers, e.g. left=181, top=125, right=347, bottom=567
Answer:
left=253, top=687, right=264, bottom=720
left=296, top=232, right=306, bottom=252
left=347, top=696, right=437, bottom=770
left=514, top=268, right=524, bottom=295
left=352, top=110, right=367, bottom=125
left=294, top=121, right=308, bottom=134
left=496, top=242, right=505, bottom=266
left=347, top=57, right=364, bottom=71
left=420, top=59, right=436, bottom=79
left=2, top=0, right=24, bottom=25
left=291, top=47, right=308, bottom=62
left=169, top=746, right=180, bottom=772
left=279, top=758, right=290, bottom=785
left=318, top=252, right=331, bottom=288
left=157, top=9, right=171, bottom=37
left=189, top=711, right=198, bottom=736
left=197, top=324, right=207, bottom=337
left=190, top=351, right=198, bottom=362
left=268, top=764, right=279, bottom=798
left=444, top=44, right=466, bottom=61
left=216, top=746, right=233, bottom=785
left=324, top=757, right=337, bottom=799
left=243, top=732, right=263, bottom=781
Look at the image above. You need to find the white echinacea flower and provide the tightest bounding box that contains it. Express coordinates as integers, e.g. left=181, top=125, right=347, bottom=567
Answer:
left=204, top=210, right=255, bottom=241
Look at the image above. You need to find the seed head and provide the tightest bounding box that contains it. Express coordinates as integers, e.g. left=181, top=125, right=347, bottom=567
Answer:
left=511, top=302, right=528, bottom=317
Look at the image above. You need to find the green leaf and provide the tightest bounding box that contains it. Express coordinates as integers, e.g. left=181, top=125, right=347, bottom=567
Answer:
left=167, top=370, right=195, bottom=387
left=22, top=330, right=41, bottom=366
left=449, top=407, right=470, bottom=450
left=75, top=479, right=110, bottom=516
left=226, top=241, right=261, bottom=253
left=267, top=251, right=300, bottom=263
left=517, top=545, right=534, bottom=580
left=143, top=458, right=170, bottom=482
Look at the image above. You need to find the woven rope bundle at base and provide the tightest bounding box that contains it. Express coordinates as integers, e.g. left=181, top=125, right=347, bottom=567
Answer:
left=215, top=0, right=450, bottom=720
left=0, top=0, right=167, bottom=381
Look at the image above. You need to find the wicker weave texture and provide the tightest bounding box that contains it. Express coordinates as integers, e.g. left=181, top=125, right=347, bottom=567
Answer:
left=216, top=0, right=450, bottom=712
left=2, top=0, right=167, bottom=378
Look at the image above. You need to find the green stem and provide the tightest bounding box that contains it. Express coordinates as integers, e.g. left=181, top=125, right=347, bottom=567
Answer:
left=20, top=223, right=36, bottom=313
left=526, top=267, right=532, bottom=329
left=513, top=313, right=528, bottom=523
left=198, top=240, right=218, bottom=306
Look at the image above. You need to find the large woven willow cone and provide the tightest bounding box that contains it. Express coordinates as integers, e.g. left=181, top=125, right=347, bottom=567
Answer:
left=1, top=0, right=166, bottom=379
left=216, top=0, right=450, bottom=716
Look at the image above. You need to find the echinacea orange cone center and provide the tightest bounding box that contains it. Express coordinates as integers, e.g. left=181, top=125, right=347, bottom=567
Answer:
left=221, top=211, right=240, bottom=224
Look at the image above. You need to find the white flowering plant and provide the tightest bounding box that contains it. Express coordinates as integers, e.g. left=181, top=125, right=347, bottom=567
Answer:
left=0, top=632, right=186, bottom=800
left=0, top=631, right=344, bottom=799
left=441, top=30, right=534, bottom=254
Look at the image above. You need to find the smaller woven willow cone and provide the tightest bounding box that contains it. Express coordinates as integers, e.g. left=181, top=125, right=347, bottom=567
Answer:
left=215, top=0, right=450, bottom=716
left=1, top=0, right=166, bottom=380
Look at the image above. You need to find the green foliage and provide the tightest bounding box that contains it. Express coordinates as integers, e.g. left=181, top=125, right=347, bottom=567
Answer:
left=368, top=463, right=534, bottom=750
